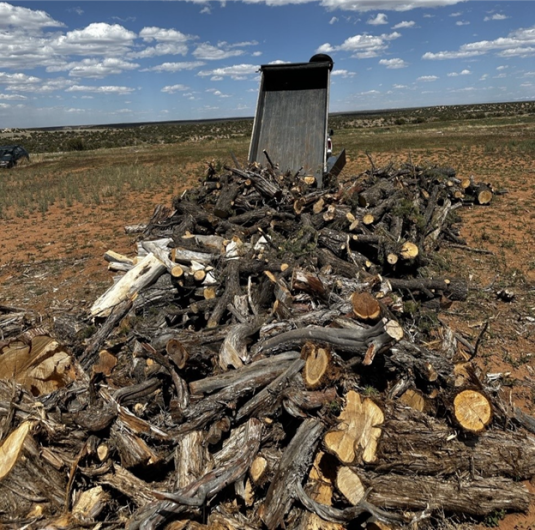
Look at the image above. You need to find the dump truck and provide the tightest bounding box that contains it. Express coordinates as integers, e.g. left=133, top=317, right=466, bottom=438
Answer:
left=248, top=54, right=345, bottom=188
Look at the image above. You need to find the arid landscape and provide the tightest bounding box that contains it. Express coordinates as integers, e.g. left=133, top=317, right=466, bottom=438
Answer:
left=1, top=102, right=535, bottom=529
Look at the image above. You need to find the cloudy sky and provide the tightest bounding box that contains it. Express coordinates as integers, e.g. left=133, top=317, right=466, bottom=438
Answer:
left=0, top=1, right=534, bottom=128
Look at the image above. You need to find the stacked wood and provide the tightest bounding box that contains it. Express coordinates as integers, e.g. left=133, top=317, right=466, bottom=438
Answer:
left=1, top=159, right=526, bottom=530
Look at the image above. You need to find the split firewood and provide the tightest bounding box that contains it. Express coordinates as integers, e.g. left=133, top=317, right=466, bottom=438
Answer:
left=324, top=390, right=384, bottom=465
left=0, top=423, right=66, bottom=517
left=72, top=485, right=110, bottom=522
left=300, top=451, right=345, bottom=530
left=90, top=253, right=166, bottom=318
left=0, top=334, right=77, bottom=396
left=336, top=466, right=365, bottom=505
left=2, top=157, right=522, bottom=529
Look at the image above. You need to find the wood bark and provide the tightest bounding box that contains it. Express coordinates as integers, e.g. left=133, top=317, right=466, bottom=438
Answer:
left=263, top=418, right=324, bottom=529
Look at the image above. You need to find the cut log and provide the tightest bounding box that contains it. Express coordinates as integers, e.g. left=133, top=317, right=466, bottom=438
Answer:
left=218, top=317, right=263, bottom=370
left=0, top=425, right=66, bottom=518
left=362, top=213, right=375, bottom=226
left=110, top=422, right=161, bottom=469
left=351, top=292, right=381, bottom=321
left=453, top=389, right=493, bottom=433
left=336, top=466, right=365, bottom=505
left=359, top=470, right=529, bottom=517
left=300, top=451, right=344, bottom=530
left=398, top=389, right=426, bottom=412
left=263, top=418, right=324, bottom=530
left=474, top=184, right=493, bottom=205
left=174, top=430, right=212, bottom=490
left=373, top=408, right=535, bottom=479
left=72, top=485, right=109, bottom=522
left=324, top=390, right=384, bottom=465
left=250, top=455, right=268, bottom=485
left=0, top=334, right=76, bottom=396
left=399, top=241, right=418, bottom=260
left=166, top=339, right=189, bottom=370
left=128, top=418, right=262, bottom=529
left=302, top=342, right=333, bottom=390
left=253, top=321, right=395, bottom=358
left=90, top=253, right=166, bottom=318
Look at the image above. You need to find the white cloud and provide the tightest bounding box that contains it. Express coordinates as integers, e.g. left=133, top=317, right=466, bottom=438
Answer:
left=392, top=21, right=415, bottom=29
left=244, top=0, right=314, bottom=7
left=223, top=40, right=259, bottom=48
left=200, top=0, right=464, bottom=9
left=139, top=27, right=192, bottom=42
left=48, top=58, right=139, bottom=78
left=193, top=43, right=245, bottom=60
left=0, top=93, right=27, bottom=100
left=0, top=72, right=71, bottom=94
left=456, top=20, right=470, bottom=26
left=423, top=50, right=483, bottom=60
left=484, top=13, right=508, bottom=22
left=316, top=0, right=467, bottom=12
left=498, top=46, right=535, bottom=58
left=329, top=16, right=339, bottom=24
left=0, top=72, right=40, bottom=86
left=447, top=69, right=470, bottom=76
left=379, top=57, right=408, bottom=68
left=130, top=43, right=190, bottom=58
left=162, top=84, right=189, bottom=93
left=197, top=64, right=259, bottom=79
left=52, top=23, right=136, bottom=56
left=66, top=85, right=135, bottom=95
left=200, top=6, right=211, bottom=14
left=368, top=13, right=388, bottom=25
left=331, top=69, right=356, bottom=77
left=417, top=75, right=438, bottom=81
left=450, top=11, right=462, bottom=17
left=0, top=2, right=64, bottom=30
left=206, top=88, right=231, bottom=97
left=142, top=61, right=205, bottom=73
left=425, top=26, right=535, bottom=60
left=393, top=84, right=409, bottom=88
left=317, top=31, right=400, bottom=58
left=496, top=65, right=508, bottom=70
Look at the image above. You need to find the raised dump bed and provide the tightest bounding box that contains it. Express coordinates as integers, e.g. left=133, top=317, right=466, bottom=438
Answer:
left=248, top=54, right=334, bottom=187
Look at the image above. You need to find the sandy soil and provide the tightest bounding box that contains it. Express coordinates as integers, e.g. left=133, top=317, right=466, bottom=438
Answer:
left=1, top=148, right=534, bottom=529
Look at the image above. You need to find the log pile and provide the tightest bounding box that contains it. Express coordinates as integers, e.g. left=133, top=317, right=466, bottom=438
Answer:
left=2, top=157, right=533, bottom=530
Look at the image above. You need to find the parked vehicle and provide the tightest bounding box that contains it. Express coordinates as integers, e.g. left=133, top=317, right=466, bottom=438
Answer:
left=0, top=145, right=30, bottom=168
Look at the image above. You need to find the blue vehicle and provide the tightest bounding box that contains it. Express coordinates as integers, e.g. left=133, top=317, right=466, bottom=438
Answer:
left=0, top=145, right=30, bottom=168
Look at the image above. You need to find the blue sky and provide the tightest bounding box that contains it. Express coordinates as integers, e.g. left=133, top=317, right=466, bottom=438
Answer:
left=0, top=1, right=534, bottom=128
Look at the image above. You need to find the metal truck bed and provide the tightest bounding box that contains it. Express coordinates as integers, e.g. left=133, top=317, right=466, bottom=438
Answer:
left=248, top=57, right=333, bottom=187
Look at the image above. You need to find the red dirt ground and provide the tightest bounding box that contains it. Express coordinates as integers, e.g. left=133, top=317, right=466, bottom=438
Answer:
left=1, top=150, right=534, bottom=530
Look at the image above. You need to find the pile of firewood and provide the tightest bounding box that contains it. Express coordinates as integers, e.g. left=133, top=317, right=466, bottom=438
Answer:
left=1, top=157, right=533, bottom=530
